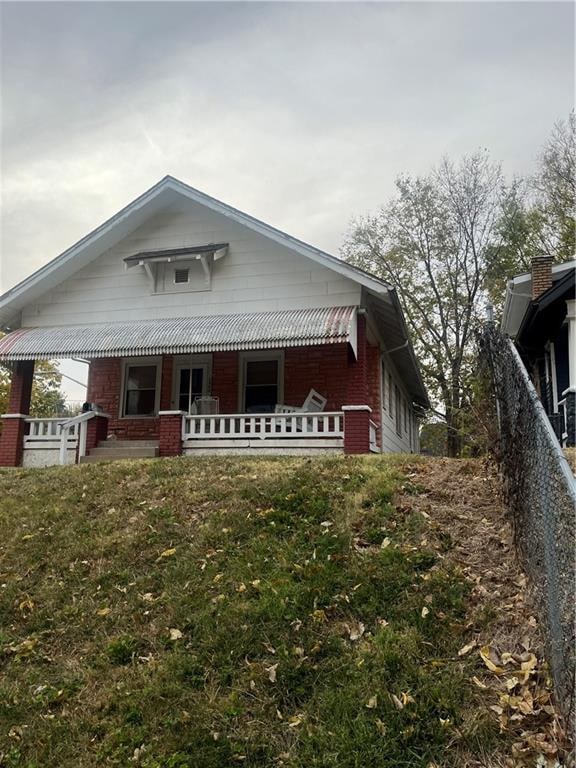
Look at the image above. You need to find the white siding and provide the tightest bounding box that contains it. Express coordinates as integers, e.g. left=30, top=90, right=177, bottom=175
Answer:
left=379, top=352, right=417, bottom=454
left=21, top=201, right=361, bottom=327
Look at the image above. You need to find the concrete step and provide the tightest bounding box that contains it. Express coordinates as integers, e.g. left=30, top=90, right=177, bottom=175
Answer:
left=79, top=451, right=159, bottom=464
left=89, top=446, right=159, bottom=458
left=97, top=440, right=159, bottom=449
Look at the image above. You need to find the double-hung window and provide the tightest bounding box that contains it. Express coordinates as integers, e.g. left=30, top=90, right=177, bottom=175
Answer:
left=240, top=352, right=284, bottom=413
left=122, top=359, right=160, bottom=417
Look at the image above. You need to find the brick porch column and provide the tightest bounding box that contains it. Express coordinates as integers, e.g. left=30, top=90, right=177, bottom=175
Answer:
left=342, top=405, right=372, bottom=454
left=158, top=411, right=184, bottom=457
left=0, top=360, right=35, bottom=467
left=346, top=314, right=368, bottom=404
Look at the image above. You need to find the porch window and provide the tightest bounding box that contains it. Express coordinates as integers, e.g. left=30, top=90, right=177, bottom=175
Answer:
left=122, top=360, right=160, bottom=417
left=241, top=352, right=283, bottom=413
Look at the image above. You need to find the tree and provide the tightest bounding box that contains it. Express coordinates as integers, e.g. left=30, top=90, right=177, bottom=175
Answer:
left=0, top=343, right=66, bottom=433
left=485, top=114, right=575, bottom=311
left=342, top=152, right=503, bottom=457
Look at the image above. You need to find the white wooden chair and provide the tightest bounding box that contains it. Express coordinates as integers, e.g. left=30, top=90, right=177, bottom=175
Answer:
left=275, top=389, right=327, bottom=433
left=275, top=388, right=327, bottom=414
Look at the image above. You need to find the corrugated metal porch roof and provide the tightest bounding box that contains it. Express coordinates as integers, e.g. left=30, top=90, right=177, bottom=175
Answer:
left=0, top=306, right=357, bottom=361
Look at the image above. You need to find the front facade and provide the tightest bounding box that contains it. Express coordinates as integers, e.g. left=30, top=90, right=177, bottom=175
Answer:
left=0, top=177, right=428, bottom=466
left=501, top=256, right=576, bottom=447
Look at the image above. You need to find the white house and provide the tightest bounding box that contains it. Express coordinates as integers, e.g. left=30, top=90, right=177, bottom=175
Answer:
left=0, top=176, right=428, bottom=466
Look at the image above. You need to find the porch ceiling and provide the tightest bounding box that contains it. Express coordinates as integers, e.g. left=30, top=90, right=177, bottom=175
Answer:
left=0, top=306, right=357, bottom=361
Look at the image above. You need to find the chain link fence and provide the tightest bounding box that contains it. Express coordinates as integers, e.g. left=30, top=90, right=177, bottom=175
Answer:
left=478, top=323, right=576, bottom=721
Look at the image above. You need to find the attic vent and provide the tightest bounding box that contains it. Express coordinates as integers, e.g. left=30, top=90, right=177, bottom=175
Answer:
left=174, top=268, right=189, bottom=284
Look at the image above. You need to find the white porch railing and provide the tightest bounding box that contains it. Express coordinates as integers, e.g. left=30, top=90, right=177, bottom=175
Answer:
left=25, top=417, right=80, bottom=442
left=182, top=412, right=344, bottom=442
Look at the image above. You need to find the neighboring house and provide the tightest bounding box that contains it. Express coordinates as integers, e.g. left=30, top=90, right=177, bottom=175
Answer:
left=0, top=176, right=428, bottom=467
left=501, top=255, right=576, bottom=447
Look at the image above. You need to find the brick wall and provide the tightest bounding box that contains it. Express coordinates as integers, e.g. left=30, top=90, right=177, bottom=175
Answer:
left=84, top=337, right=382, bottom=447
left=87, top=356, right=174, bottom=440
left=284, top=344, right=349, bottom=410
left=212, top=352, right=239, bottom=413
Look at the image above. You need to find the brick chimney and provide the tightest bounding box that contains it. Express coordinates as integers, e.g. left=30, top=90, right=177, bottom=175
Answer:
left=531, top=255, right=553, bottom=300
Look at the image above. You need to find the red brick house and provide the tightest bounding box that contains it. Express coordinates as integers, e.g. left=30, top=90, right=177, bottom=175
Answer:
left=0, top=177, right=428, bottom=466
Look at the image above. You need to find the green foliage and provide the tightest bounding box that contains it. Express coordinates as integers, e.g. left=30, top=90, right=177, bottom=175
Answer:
left=0, top=456, right=501, bottom=767
left=0, top=337, right=66, bottom=427
left=342, top=152, right=503, bottom=456
left=485, top=114, right=575, bottom=314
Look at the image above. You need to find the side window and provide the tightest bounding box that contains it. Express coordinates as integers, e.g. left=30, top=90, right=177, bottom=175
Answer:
left=395, top=385, right=402, bottom=436
left=381, top=362, right=386, bottom=411
left=388, top=373, right=393, bottom=415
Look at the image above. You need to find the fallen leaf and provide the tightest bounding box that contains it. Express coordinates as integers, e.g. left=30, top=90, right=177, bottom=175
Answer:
left=421, top=606, right=430, bottom=618
left=348, top=622, right=365, bottom=641
left=169, top=628, right=183, bottom=640
left=458, top=641, right=476, bottom=656
left=366, top=695, right=378, bottom=709
left=391, top=693, right=404, bottom=710
left=288, top=714, right=304, bottom=727
left=97, top=607, right=110, bottom=617
left=158, top=548, right=176, bottom=559
left=479, top=645, right=504, bottom=675
left=266, top=663, right=278, bottom=683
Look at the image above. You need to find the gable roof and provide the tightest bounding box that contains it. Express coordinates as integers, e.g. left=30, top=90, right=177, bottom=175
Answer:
left=0, top=175, right=390, bottom=329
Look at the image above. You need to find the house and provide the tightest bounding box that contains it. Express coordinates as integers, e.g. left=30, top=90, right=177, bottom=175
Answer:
left=0, top=176, right=429, bottom=467
left=501, top=255, right=575, bottom=447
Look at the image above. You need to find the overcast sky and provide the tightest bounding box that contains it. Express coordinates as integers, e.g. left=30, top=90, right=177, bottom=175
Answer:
left=0, top=1, right=574, bottom=397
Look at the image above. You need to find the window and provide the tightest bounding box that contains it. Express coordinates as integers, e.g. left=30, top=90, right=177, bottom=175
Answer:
left=388, top=373, right=393, bottom=415
left=241, top=352, right=283, bottom=413
left=122, top=361, right=160, bottom=416
left=381, top=362, right=386, bottom=411
left=177, top=366, right=206, bottom=411
left=395, top=385, right=402, bottom=436
left=403, top=399, right=408, bottom=432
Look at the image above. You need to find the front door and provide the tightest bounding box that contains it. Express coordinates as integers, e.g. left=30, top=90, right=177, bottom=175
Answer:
left=175, top=364, right=208, bottom=412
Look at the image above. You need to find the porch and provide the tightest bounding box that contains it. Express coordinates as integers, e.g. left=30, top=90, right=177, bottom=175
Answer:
left=15, top=408, right=379, bottom=466
left=0, top=307, right=386, bottom=466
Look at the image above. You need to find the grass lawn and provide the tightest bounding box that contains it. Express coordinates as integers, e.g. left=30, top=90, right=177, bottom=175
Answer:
left=0, top=456, right=522, bottom=766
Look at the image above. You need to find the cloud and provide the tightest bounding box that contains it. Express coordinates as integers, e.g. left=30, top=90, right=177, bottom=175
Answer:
left=1, top=1, right=574, bottom=290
